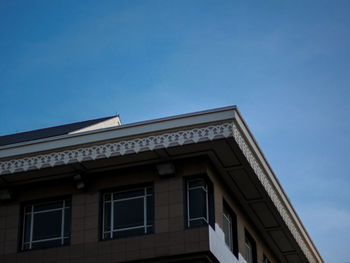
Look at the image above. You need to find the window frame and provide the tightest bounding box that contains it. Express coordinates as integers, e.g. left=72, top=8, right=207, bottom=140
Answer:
left=20, top=197, right=72, bottom=251
left=100, top=184, right=154, bottom=240
left=263, top=254, right=272, bottom=263
left=184, top=175, right=215, bottom=229
left=244, top=229, right=257, bottom=263
left=222, top=200, right=238, bottom=258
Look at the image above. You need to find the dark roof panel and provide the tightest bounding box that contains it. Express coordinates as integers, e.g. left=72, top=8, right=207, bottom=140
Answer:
left=0, top=116, right=115, bottom=147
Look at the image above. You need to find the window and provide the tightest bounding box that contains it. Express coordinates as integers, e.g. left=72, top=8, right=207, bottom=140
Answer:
left=21, top=198, right=71, bottom=251
left=223, top=201, right=238, bottom=258
left=245, top=238, right=253, bottom=263
left=185, top=177, right=214, bottom=228
left=245, top=229, right=257, bottom=263
left=263, top=254, right=272, bottom=263
left=102, top=186, right=154, bottom=239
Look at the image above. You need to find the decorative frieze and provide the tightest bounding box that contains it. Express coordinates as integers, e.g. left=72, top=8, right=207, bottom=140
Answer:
left=0, top=123, right=233, bottom=175
left=232, top=123, right=316, bottom=263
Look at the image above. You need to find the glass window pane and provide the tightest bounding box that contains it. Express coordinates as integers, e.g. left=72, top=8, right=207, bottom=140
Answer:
left=34, top=201, right=62, bottom=212
left=104, top=193, right=111, bottom=202
left=24, top=214, right=31, bottom=243
left=223, top=215, right=229, bottom=245
left=32, top=210, right=62, bottom=241
left=31, top=239, right=61, bottom=249
left=22, top=198, right=72, bottom=251
left=102, top=187, right=153, bottom=239
left=246, top=240, right=253, bottom=263
left=263, top=255, right=271, bottom=263
left=189, top=188, right=207, bottom=219
left=113, top=227, right=144, bottom=238
left=189, top=179, right=206, bottom=188
left=104, top=202, right=111, bottom=232
left=65, top=199, right=71, bottom=207
left=146, top=187, right=152, bottom=195
left=146, top=195, right=153, bottom=224
left=114, top=189, right=144, bottom=200
left=25, top=205, right=32, bottom=213
left=114, top=198, right=144, bottom=229
left=189, top=218, right=207, bottom=227
left=223, top=207, right=232, bottom=250
left=64, top=208, right=71, bottom=237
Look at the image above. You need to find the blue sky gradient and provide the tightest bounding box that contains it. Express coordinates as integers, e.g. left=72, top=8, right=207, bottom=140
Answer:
left=1, top=1, right=349, bottom=262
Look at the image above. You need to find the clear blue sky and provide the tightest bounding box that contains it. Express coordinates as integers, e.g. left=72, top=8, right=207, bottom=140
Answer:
left=1, top=1, right=349, bottom=262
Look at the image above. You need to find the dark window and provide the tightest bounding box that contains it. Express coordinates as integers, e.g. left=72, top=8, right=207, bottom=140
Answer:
left=185, top=177, right=214, bottom=228
left=223, top=201, right=238, bottom=258
left=102, top=186, right=154, bottom=239
left=21, top=199, right=71, bottom=251
left=245, top=229, right=257, bottom=263
left=263, top=254, right=272, bottom=263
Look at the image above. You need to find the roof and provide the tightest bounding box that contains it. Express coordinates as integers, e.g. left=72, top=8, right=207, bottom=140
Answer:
left=0, top=116, right=119, bottom=147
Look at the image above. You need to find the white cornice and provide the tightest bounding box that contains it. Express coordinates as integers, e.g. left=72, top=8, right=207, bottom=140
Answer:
left=232, top=121, right=321, bottom=263
left=0, top=107, right=235, bottom=159
left=0, top=123, right=233, bottom=175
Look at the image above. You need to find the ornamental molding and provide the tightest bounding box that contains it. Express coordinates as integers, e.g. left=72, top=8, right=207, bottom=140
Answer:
left=0, top=121, right=318, bottom=262
left=232, top=123, right=317, bottom=263
left=0, top=123, right=233, bottom=175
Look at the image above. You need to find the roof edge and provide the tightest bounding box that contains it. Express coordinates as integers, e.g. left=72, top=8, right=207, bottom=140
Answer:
left=0, top=106, right=237, bottom=159
left=233, top=109, right=323, bottom=263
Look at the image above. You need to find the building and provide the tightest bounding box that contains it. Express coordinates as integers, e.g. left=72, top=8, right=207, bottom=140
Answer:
left=0, top=106, right=323, bottom=263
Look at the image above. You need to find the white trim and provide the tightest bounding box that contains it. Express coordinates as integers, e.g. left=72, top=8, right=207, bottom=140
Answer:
left=209, top=223, right=242, bottom=263
left=23, top=200, right=70, bottom=250
left=114, top=225, right=147, bottom=232
left=112, top=194, right=152, bottom=203
left=103, top=186, right=152, bottom=239
left=0, top=122, right=233, bottom=175
left=232, top=121, right=321, bottom=263
left=188, top=185, right=208, bottom=191
left=223, top=209, right=233, bottom=251
left=189, top=217, right=208, bottom=222
left=24, top=236, right=69, bottom=244
left=187, top=179, right=209, bottom=226
left=25, top=207, right=67, bottom=215
left=0, top=106, right=235, bottom=158
left=245, top=238, right=253, bottom=263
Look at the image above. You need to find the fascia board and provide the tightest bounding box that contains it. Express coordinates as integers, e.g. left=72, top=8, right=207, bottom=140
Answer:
left=233, top=110, right=323, bottom=263
left=0, top=106, right=236, bottom=159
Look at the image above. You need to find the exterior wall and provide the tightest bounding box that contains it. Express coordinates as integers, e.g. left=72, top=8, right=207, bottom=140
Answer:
left=0, top=158, right=278, bottom=263
left=0, top=161, right=210, bottom=263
